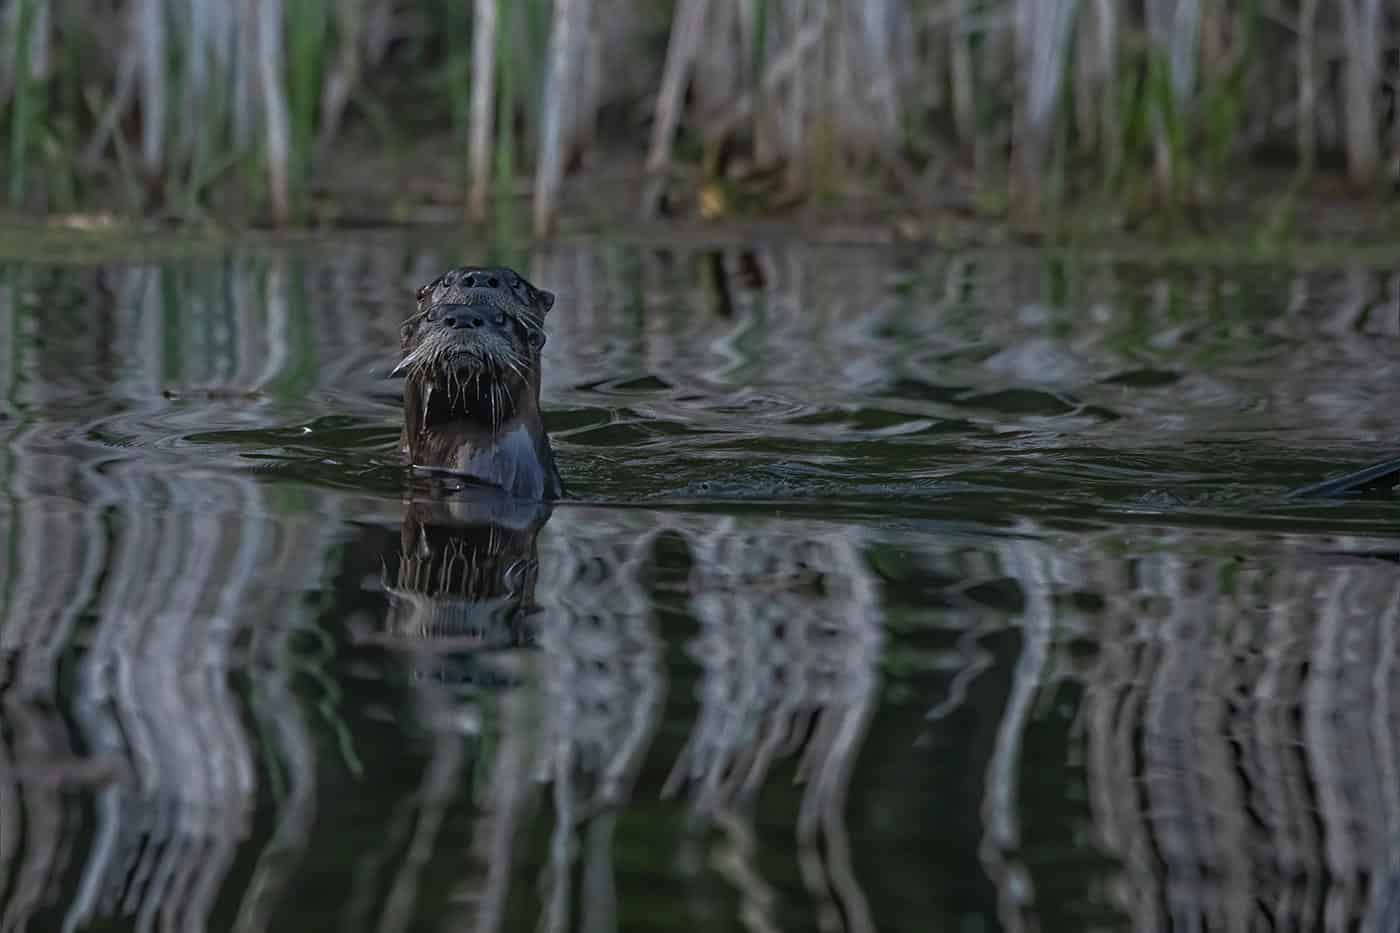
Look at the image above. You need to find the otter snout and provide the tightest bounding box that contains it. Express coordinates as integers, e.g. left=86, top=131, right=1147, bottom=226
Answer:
left=436, top=306, right=488, bottom=330
left=428, top=300, right=513, bottom=342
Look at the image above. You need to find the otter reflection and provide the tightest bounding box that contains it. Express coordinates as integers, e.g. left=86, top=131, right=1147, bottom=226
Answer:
left=384, top=489, right=551, bottom=653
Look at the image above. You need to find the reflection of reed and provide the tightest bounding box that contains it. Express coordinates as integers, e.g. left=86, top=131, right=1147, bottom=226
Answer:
left=0, top=261, right=341, bottom=933
left=946, top=529, right=1400, bottom=933
left=8, top=243, right=1400, bottom=933
left=527, top=245, right=1400, bottom=461
left=531, top=512, right=667, bottom=933
left=382, top=506, right=884, bottom=933
left=17, top=241, right=1398, bottom=448
left=665, top=517, right=880, bottom=933
left=0, top=474, right=338, bottom=933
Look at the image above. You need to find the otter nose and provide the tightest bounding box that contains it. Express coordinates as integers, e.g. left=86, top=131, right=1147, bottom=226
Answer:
left=441, top=311, right=485, bottom=329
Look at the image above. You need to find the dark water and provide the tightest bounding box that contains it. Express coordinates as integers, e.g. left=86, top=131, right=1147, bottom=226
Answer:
left=3, top=235, right=1400, bottom=933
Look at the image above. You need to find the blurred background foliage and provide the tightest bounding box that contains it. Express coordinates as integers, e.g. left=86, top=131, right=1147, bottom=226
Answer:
left=0, top=0, right=1397, bottom=234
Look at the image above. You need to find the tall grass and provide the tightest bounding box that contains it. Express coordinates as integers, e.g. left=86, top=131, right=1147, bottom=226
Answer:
left=6, top=0, right=40, bottom=206
left=0, top=0, right=1396, bottom=229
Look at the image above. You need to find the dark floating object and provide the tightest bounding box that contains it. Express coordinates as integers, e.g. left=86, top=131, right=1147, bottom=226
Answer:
left=1286, top=457, right=1400, bottom=499
left=1099, top=368, right=1182, bottom=388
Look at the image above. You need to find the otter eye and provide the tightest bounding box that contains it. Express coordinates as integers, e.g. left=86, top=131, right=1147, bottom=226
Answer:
left=493, top=311, right=507, bottom=327
left=415, top=284, right=429, bottom=302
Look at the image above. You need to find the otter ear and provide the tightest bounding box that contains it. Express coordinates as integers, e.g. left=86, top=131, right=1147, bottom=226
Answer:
left=535, top=288, right=555, bottom=314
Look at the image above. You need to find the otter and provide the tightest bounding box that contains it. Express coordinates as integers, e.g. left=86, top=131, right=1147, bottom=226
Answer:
left=394, top=265, right=564, bottom=500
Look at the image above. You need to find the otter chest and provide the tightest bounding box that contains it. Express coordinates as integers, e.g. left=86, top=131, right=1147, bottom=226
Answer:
left=416, top=423, right=559, bottom=500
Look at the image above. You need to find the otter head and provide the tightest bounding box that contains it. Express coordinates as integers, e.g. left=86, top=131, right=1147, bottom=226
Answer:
left=395, top=266, right=555, bottom=433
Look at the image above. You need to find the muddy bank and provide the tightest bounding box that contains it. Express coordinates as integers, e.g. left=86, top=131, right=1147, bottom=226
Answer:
left=6, top=144, right=1400, bottom=261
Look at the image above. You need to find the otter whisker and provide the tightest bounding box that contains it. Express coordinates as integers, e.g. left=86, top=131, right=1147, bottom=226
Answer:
left=450, top=361, right=465, bottom=408
left=390, top=343, right=431, bottom=378
left=502, top=355, right=526, bottom=383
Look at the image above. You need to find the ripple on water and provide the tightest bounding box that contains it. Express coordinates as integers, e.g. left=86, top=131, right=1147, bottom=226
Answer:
left=3, top=242, right=1400, bottom=932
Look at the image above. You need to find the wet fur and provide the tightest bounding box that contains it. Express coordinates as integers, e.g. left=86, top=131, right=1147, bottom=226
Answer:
left=397, top=266, right=564, bottom=500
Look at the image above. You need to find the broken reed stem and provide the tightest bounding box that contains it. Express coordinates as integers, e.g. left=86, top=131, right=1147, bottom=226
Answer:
left=704, top=7, right=828, bottom=143
left=1340, top=0, right=1382, bottom=186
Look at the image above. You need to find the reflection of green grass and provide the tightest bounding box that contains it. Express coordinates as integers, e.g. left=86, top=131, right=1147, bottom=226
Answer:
left=266, top=257, right=319, bottom=402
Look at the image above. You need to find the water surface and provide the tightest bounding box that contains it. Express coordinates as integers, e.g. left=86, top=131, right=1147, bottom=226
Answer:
left=2, top=236, right=1400, bottom=932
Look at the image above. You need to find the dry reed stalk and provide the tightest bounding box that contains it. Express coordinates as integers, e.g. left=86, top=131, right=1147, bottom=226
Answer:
left=856, top=0, right=899, bottom=143
left=468, top=0, right=498, bottom=221
left=569, top=2, right=601, bottom=160
left=783, top=0, right=811, bottom=176
left=704, top=5, right=828, bottom=143
left=135, top=0, right=165, bottom=179
left=737, top=0, right=774, bottom=164
left=1340, top=0, right=1382, bottom=185
left=233, top=0, right=258, bottom=151
left=642, top=0, right=710, bottom=216
left=1145, top=0, right=1202, bottom=192
left=1013, top=0, right=1079, bottom=200
left=691, top=0, right=738, bottom=124
left=3, top=0, right=1399, bottom=225
left=534, top=0, right=590, bottom=236
left=256, top=0, right=293, bottom=221
left=317, top=0, right=366, bottom=152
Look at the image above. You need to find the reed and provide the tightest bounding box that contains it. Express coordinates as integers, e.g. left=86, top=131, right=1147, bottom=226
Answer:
left=6, top=0, right=39, bottom=206
left=468, top=0, right=499, bottom=221
left=286, top=0, right=329, bottom=221
left=0, top=0, right=1396, bottom=228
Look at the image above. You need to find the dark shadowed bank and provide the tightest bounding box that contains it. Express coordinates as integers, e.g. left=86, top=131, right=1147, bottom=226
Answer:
left=2, top=0, right=1400, bottom=238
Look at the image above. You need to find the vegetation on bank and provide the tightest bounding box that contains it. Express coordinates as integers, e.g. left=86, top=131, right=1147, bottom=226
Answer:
left=1, top=1, right=1397, bottom=234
